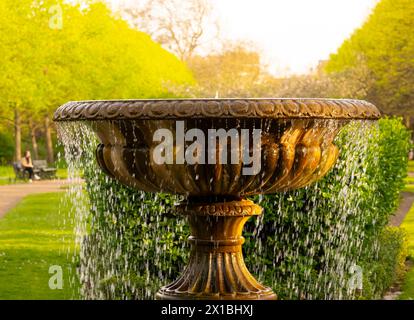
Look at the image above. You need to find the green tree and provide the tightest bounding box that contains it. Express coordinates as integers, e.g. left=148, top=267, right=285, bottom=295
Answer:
left=0, top=0, right=40, bottom=161
left=326, top=0, right=414, bottom=117
left=0, top=0, right=194, bottom=164
left=188, top=43, right=265, bottom=97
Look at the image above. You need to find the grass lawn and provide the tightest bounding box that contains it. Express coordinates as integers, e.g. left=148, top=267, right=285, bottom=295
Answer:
left=403, top=185, right=414, bottom=193
left=56, top=168, right=68, bottom=180
left=399, top=202, right=414, bottom=300
left=0, top=192, right=79, bottom=299
left=403, top=161, right=414, bottom=193
left=404, top=176, right=414, bottom=184
left=398, top=160, right=414, bottom=299
left=0, top=166, right=15, bottom=186
left=408, top=160, right=414, bottom=173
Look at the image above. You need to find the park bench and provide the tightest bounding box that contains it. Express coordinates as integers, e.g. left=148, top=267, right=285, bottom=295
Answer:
left=13, top=160, right=57, bottom=180
left=32, top=160, right=57, bottom=179
left=12, top=162, right=26, bottom=180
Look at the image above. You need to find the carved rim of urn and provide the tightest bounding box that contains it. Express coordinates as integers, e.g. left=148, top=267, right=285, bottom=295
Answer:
left=53, top=98, right=381, bottom=122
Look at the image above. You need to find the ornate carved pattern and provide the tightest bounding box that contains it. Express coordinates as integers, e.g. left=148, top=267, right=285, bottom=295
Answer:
left=94, top=118, right=344, bottom=196
left=54, top=98, right=381, bottom=121
left=177, top=200, right=262, bottom=216
left=156, top=200, right=277, bottom=300
left=157, top=251, right=276, bottom=300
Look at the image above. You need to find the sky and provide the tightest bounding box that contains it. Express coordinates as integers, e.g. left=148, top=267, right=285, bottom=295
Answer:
left=109, top=0, right=379, bottom=75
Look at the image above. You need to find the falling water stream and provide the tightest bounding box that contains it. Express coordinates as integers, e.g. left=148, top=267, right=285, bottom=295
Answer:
left=57, top=119, right=381, bottom=300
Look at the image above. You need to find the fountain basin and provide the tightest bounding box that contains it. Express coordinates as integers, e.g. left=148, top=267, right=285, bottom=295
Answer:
left=55, top=99, right=380, bottom=196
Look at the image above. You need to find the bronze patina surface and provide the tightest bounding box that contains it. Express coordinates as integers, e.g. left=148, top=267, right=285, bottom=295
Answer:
left=54, top=98, right=380, bottom=121
left=54, top=98, right=380, bottom=300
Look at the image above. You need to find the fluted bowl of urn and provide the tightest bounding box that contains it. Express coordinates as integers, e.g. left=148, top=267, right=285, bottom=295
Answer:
left=54, top=98, right=380, bottom=300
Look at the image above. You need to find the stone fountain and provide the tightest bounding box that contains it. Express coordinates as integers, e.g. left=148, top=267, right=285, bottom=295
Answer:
left=54, top=98, right=380, bottom=300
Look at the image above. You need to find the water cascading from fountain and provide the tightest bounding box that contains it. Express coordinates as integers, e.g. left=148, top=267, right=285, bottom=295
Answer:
left=57, top=117, right=382, bottom=300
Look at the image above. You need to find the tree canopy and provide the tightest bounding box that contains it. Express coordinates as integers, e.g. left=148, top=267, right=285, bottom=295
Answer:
left=326, top=0, right=414, bottom=116
left=188, top=43, right=264, bottom=97
left=0, top=0, right=194, bottom=162
left=0, top=0, right=194, bottom=107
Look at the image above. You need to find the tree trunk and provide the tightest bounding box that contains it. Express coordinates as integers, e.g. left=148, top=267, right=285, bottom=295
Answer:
left=405, top=115, right=411, bottom=129
left=14, top=108, right=22, bottom=162
left=29, top=118, right=39, bottom=160
left=44, top=115, right=54, bottom=164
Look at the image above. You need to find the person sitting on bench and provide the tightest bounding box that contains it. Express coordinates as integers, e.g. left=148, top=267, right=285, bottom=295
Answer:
left=21, top=150, right=40, bottom=182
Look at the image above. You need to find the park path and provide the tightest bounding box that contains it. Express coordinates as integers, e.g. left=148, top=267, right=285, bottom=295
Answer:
left=390, top=192, right=414, bottom=227
left=383, top=191, right=414, bottom=300
left=0, top=180, right=68, bottom=219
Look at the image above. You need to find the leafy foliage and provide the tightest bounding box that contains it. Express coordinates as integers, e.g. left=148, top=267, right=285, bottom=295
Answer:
left=0, top=132, right=14, bottom=165
left=0, top=0, right=194, bottom=107
left=0, top=0, right=194, bottom=163
left=325, top=0, right=414, bottom=116
left=187, top=43, right=264, bottom=97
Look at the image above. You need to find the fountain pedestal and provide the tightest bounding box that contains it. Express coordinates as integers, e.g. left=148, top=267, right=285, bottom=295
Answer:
left=156, top=199, right=276, bottom=300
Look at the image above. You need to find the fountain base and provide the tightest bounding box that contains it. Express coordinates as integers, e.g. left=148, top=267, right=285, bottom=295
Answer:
left=156, top=199, right=277, bottom=300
